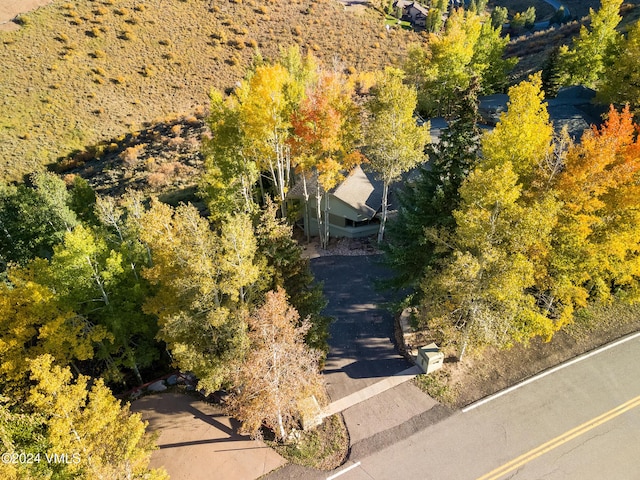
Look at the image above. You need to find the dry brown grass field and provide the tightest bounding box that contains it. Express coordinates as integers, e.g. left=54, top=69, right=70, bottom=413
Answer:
left=0, top=0, right=414, bottom=182
left=5, top=1, right=640, bottom=185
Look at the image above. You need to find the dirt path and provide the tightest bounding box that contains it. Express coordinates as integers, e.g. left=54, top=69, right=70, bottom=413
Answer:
left=0, top=0, right=53, bottom=31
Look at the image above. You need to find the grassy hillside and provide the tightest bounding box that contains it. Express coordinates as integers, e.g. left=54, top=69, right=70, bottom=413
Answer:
left=0, top=0, right=413, bottom=182
left=505, top=1, right=640, bottom=83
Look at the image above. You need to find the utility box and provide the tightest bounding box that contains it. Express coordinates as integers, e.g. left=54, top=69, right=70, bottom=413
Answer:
left=416, top=343, right=444, bottom=374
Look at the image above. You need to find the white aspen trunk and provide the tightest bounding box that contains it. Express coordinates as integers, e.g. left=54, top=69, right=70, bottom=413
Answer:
left=131, top=356, right=143, bottom=385
left=86, top=256, right=109, bottom=306
left=130, top=262, right=139, bottom=281
left=323, top=193, right=330, bottom=250
left=284, top=144, right=291, bottom=189
left=316, top=183, right=325, bottom=249
left=273, top=134, right=288, bottom=218
left=302, top=174, right=311, bottom=243
left=277, top=410, right=286, bottom=441
left=459, top=334, right=468, bottom=362
left=241, top=174, right=252, bottom=213
left=377, top=181, right=390, bottom=244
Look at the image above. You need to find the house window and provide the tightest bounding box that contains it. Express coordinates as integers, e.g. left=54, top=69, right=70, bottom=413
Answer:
left=345, top=218, right=376, bottom=228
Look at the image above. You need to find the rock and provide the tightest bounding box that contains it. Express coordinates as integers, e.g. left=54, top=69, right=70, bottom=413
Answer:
left=166, top=374, right=178, bottom=386
left=147, top=380, right=167, bottom=392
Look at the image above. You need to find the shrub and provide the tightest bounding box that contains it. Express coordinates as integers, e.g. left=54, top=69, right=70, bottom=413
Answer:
left=120, top=29, right=136, bottom=41
left=257, top=5, right=269, bottom=14
left=94, top=7, right=108, bottom=15
left=134, top=4, right=146, bottom=12
left=119, top=144, right=145, bottom=165
left=211, top=30, right=227, bottom=42
left=228, top=37, right=244, bottom=49
left=147, top=171, right=169, bottom=188
left=141, top=65, right=155, bottom=77
left=92, top=49, right=106, bottom=58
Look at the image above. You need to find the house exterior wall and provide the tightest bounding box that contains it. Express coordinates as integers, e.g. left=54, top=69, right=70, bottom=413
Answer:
left=303, top=219, right=379, bottom=239
left=407, top=6, right=427, bottom=27
left=300, top=194, right=380, bottom=238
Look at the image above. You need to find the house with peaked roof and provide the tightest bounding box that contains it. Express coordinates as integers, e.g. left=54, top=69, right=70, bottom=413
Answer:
left=287, top=164, right=383, bottom=239
left=393, top=0, right=429, bottom=28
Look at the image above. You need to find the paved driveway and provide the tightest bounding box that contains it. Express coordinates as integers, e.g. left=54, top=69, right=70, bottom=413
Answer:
left=131, top=393, right=286, bottom=480
left=311, top=255, right=409, bottom=399
left=311, top=255, right=436, bottom=444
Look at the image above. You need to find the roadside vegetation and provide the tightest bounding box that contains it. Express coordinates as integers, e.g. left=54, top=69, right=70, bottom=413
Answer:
left=268, top=414, right=349, bottom=470
left=429, top=301, right=640, bottom=409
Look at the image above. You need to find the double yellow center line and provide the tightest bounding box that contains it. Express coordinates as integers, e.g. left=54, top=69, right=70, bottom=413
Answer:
left=477, top=394, right=640, bottom=480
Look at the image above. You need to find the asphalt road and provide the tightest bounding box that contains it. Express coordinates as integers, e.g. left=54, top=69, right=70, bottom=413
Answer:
left=330, top=333, right=640, bottom=480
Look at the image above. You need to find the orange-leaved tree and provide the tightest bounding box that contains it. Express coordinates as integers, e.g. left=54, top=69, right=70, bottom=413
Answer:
left=228, top=288, right=325, bottom=441
left=550, top=105, right=640, bottom=322
left=290, top=70, right=362, bottom=248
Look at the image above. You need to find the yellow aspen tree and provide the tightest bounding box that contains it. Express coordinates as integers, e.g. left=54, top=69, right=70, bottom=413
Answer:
left=551, top=106, right=640, bottom=316
left=138, top=200, right=250, bottom=393
left=481, top=73, right=554, bottom=187
left=0, top=267, right=109, bottom=394
left=364, top=68, right=429, bottom=243
left=27, top=354, right=167, bottom=480
left=560, top=0, right=623, bottom=88
left=420, top=162, right=559, bottom=359
left=236, top=64, right=294, bottom=215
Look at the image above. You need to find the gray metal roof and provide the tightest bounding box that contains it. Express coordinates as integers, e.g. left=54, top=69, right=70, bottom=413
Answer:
left=287, top=164, right=383, bottom=219
left=333, top=164, right=383, bottom=218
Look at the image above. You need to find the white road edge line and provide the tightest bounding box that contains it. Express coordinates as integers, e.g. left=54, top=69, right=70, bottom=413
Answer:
left=326, top=461, right=362, bottom=480
left=462, top=330, right=640, bottom=413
